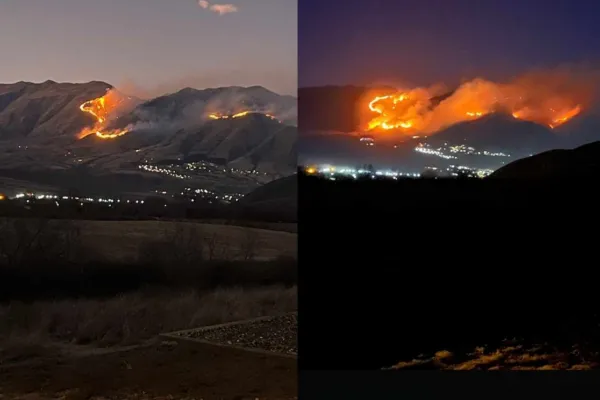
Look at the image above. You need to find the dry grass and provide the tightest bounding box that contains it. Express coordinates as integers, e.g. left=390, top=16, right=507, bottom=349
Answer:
left=0, top=217, right=298, bottom=365
left=0, top=285, right=297, bottom=364
left=77, top=220, right=297, bottom=262
left=389, top=343, right=600, bottom=371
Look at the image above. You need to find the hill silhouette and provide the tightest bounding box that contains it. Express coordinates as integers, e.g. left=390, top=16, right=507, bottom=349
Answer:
left=491, top=140, right=600, bottom=178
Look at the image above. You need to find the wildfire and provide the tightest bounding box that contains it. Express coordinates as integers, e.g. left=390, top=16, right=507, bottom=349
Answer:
left=365, top=70, right=593, bottom=136
left=207, top=111, right=279, bottom=122
left=78, top=89, right=131, bottom=139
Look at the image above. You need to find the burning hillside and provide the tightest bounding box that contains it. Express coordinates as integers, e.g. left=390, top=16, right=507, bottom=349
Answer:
left=78, top=89, right=136, bottom=139
left=365, top=69, right=597, bottom=137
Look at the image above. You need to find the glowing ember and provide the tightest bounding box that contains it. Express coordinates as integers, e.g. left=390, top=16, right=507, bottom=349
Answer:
left=466, top=111, right=484, bottom=117
left=207, top=111, right=280, bottom=122
left=365, top=71, right=591, bottom=136
left=78, top=90, right=130, bottom=139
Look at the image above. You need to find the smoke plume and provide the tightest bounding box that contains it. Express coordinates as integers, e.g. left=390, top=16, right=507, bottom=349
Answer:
left=364, top=66, right=600, bottom=137
left=103, top=86, right=297, bottom=137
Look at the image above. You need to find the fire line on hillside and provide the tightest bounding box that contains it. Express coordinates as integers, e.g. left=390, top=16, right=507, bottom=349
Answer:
left=78, top=89, right=133, bottom=139
left=365, top=72, right=591, bottom=136
left=207, top=111, right=280, bottom=122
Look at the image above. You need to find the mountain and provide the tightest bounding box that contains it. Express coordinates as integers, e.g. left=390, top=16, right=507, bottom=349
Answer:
left=429, top=114, right=558, bottom=156
left=0, top=81, right=297, bottom=196
left=113, top=85, right=297, bottom=129
left=0, top=81, right=114, bottom=141
left=161, top=113, right=296, bottom=173
left=299, top=85, right=600, bottom=171
left=490, top=141, right=600, bottom=179
left=299, top=85, right=454, bottom=133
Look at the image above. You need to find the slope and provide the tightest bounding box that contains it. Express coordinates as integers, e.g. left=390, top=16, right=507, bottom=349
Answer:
left=114, top=85, right=297, bottom=130
left=234, top=174, right=297, bottom=221
left=0, top=81, right=113, bottom=141
left=429, top=113, right=558, bottom=155
left=178, top=113, right=297, bottom=173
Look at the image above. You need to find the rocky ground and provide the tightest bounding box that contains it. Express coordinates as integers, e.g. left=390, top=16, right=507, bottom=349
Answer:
left=174, top=313, right=297, bottom=356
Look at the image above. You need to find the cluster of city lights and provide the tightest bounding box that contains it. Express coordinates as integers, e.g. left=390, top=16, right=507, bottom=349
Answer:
left=415, top=143, right=512, bottom=160
left=304, top=165, right=421, bottom=180
left=139, top=161, right=269, bottom=181
left=304, top=163, right=494, bottom=180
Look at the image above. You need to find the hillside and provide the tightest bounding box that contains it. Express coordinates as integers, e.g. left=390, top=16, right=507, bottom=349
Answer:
left=429, top=113, right=558, bottom=155
left=0, top=81, right=114, bottom=141
left=0, top=82, right=298, bottom=195
left=115, top=85, right=297, bottom=129
left=490, top=141, right=600, bottom=178
left=235, top=174, right=297, bottom=221
left=299, top=86, right=600, bottom=169
left=299, top=85, right=454, bottom=133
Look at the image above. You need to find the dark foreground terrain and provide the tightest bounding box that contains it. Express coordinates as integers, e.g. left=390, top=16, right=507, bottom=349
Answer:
left=0, top=339, right=297, bottom=399
left=0, top=215, right=297, bottom=398
left=300, top=172, right=600, bottom=369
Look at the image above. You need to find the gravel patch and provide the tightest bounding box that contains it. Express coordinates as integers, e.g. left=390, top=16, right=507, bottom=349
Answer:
left=176, top=313, right=297, bottom=356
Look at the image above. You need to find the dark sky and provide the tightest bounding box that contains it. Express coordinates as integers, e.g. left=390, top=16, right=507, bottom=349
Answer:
left=0, top=0, right=297, bottom=97
left=299, top=0, right=600, bottom=88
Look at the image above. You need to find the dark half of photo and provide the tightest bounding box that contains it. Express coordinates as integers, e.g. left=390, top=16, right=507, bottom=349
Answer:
left=298, top=0, right=600, bottom=381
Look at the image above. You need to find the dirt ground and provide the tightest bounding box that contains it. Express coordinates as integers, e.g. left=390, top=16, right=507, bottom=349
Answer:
left=0, top=339, right=297, bottom=399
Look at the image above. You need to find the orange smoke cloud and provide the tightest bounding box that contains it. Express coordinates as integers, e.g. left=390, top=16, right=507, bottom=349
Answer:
left=78, top=89, right=133, bottom=140
left=365, top=68, right=598, bottom=136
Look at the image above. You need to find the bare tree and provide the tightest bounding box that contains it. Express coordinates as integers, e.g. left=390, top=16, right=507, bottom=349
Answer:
left=240, top=229, right=259, bottom=261
left=204, top=232, right=219, bottom=261
left=0, top=218, right=83, bottom=267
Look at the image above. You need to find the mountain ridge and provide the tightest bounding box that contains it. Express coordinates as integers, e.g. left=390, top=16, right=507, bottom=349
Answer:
left=0, top=81, right=298, bottom=195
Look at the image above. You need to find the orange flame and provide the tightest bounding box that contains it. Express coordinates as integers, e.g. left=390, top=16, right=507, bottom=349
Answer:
left=365, top=71, right=593, bottom=136
left=78, top=90, right=130, bottom=139
left=207, top=111, right=280, bottom=122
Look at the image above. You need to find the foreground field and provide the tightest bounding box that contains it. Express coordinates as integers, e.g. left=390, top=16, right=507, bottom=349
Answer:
left=0, top=329, right=297, bottom=399
left=0, top=286, right=297, bottom=398
left=0, top=216, right=298, bottom=398
left=76, top=220, right=297, bottom=262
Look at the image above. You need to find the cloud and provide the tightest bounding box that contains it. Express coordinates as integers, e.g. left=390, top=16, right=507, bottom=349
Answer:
left=198, top=0, right=238, bottom=15
left=210, top=4, right=238, bottom=15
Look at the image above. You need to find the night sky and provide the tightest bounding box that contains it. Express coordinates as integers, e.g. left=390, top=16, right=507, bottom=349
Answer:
left=0, top=0, right=297, bottom=97
left=299, top=0, right=600, bottom=88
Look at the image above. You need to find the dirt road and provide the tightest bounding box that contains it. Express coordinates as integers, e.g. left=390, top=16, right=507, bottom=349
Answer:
left=0, top=340, right=297, bottom=399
